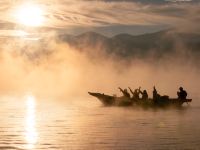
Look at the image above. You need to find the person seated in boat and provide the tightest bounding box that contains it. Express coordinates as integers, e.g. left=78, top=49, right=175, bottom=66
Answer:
left=129, top=87, right=140, bottom=100
left=139, top=89, right=148, bottom=100
left=153, top=86, right=160, bottom=101
left=177, top=87, right=187, bottom=100
left=118, top=87, right=131, bottom=98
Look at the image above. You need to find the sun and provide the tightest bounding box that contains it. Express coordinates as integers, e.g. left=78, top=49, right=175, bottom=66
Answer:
left=15, top=4, right=45, bottom=27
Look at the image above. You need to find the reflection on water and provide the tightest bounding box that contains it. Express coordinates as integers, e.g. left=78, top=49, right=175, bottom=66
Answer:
left=0, top=96, right=199, bottom=150
left=25, top=95, right=37, bottom=149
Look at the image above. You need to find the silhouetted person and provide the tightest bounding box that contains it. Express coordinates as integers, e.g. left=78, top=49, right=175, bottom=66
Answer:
left=139, top=89, right=148, bottom=100
left=153, top=86, right=160, bottom=101
left=119, top=87, right=131, bottom=98
left=177, top=87, right=187, bottom=100
left=128, top=87, right=134, bottom=97
left=129, top=87, right=140, bottom=99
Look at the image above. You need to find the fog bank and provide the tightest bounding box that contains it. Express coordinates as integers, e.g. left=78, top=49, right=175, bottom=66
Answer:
left=0, top=36, right=199, bottom=100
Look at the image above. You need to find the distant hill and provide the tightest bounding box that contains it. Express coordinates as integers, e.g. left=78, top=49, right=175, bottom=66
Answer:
left=57, top=30, right=200, bottom=58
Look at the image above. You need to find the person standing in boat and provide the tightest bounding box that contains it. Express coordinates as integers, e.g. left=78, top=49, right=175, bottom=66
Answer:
left=177, top=87, right=187, bottom=100
left=153, top=86, right=160, bottom=101
left=118, top=87, right=131, bottom=98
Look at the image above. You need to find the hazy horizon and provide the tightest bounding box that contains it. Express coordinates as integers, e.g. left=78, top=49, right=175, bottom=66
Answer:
left=0, top=30, right=199, bottom=99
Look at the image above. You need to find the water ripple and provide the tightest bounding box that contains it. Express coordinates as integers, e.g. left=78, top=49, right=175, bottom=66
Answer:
left=0, top=98, right=200, bottom=149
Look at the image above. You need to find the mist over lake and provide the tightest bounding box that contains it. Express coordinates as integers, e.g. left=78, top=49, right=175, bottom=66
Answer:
left=0, top=32, right=199, bottom=149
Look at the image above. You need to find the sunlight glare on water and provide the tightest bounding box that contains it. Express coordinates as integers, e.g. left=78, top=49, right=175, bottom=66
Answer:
left=25, top=95, right=37, bottom=149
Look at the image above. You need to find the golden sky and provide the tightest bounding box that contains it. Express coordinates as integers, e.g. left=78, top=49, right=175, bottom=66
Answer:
left=0, top=0, right=199, bottom=36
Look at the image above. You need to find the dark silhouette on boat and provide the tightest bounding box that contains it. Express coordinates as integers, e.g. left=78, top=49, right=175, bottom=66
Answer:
left=88, top=87, right=192, bottom=107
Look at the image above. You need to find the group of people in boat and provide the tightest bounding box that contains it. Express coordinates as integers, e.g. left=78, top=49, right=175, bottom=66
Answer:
left=118, top=86, right=187, bottom=101
left=118, top=87, right=149, bottom=101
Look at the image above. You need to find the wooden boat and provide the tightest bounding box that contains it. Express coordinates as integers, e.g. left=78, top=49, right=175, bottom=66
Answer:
left=88, top=92, right=192, bottom=107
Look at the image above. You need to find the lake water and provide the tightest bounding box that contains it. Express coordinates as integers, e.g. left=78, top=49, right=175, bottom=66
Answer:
left=0, top=95, right=200, bottom=150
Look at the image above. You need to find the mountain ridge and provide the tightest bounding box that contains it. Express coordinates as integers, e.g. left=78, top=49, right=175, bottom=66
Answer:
left=57, top=30, right=200, bottom=58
